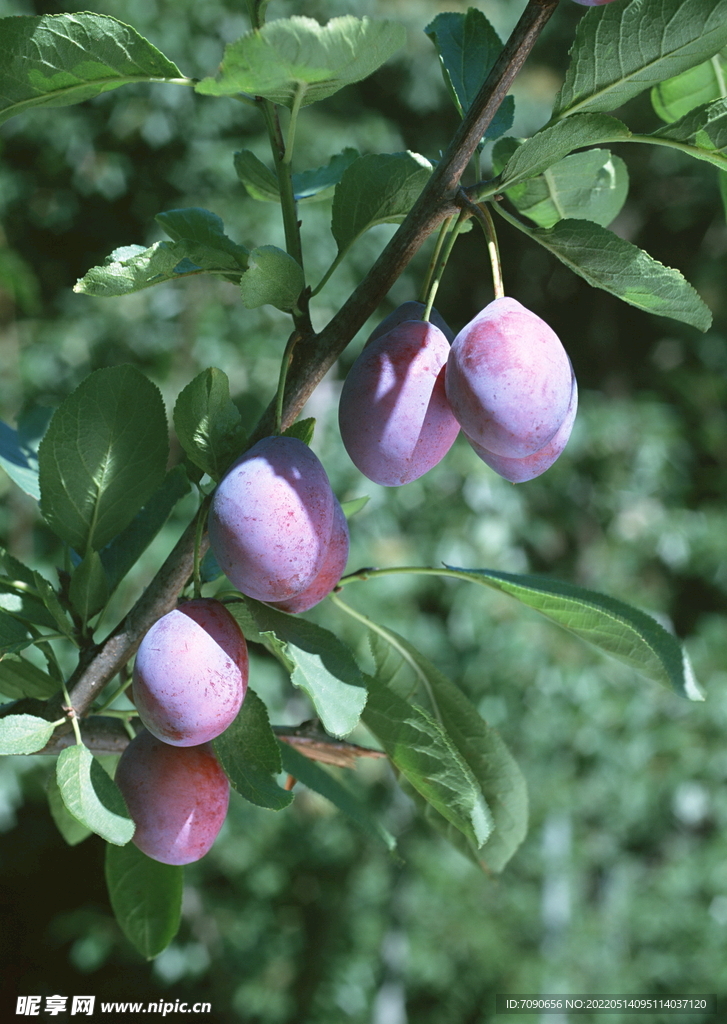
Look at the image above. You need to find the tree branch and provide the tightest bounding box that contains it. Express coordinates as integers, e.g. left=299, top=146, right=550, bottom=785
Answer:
left=60, top=0, right=560, bottom=721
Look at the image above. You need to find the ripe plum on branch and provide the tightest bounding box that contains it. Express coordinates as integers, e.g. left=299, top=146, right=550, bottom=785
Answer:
left=115, top=730, right=230, bottom=866
left=208, top=436, right=335, bottom=602
left=132, top=599, right=248, bottom=746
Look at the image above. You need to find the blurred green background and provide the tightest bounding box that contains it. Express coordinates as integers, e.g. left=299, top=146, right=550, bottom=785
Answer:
left=2, top=0, right=727, bottom=1021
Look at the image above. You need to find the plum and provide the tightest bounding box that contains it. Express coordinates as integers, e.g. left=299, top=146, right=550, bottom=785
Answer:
left=466, top=375, right=578, bottom=482
left=133, top=598, right=247, bottom=747
left=445, top=297, right=572, bottom=458
left=208, top=435, right=335, bottom=602
left=116, top=730, right=229, bottom=865
left=269, top=497, right=349, bottom=613
left=365, top=301, right=454, bottom=346
left=338, top=320, right=460, bottom=486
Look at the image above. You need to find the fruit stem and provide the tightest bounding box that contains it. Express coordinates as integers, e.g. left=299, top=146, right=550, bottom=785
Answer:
left=467, top=200, right=505, bottom=299
left=418, top=215, right=455, bottom=306
left=92, top=674, right=133, bottom=716
left=421, top=208, right=471, bottom=323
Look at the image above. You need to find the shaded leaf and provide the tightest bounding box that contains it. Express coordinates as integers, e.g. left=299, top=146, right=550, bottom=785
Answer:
left=279, top=740, right=395, bottom=850
left=425, top=9, right=514, bottom=141
left=235, top=148, right=360, bottom=204
left=234, top=150, right=280, bottom=203
left=368, top=630, right=527, bottom=872
left=442, top=566, right=700, bottom=700
left=499, top=214, right=711, bottom=331
left=214, top=689, right=293, bottom=810
left=293, top=148, right=361, bottom=201
left=361, top=674, right=491, bottom=848
left=99, top=467, right=190, bottom=593
left=196, top=16, right=405, bottom=108
left=173, top=369, right=247, bottom=481
left=0, top=655, right=58, bottom=700
left=56, top=744, right=135, bottom=845
left=105, top=842, right=183, bottom=959
left=553, top=0, right=727, bottom=120
left=331, top=152, right=432, bottom=254
left=0, top=609, right=33, bottom=657
left=31, top=572, right=76, bottom=640
left=38, top=366, right=169, bottom=553
left=0, top=13, right=184, bottom=126
left=69, top=550, right=109, bottom=622
left=47, top=772, right=91, bottom=845
left=651, top=97, right=727, bottom=170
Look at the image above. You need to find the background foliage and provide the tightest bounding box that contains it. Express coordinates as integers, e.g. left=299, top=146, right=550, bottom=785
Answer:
left=1, top=0, right=727, bottom=1020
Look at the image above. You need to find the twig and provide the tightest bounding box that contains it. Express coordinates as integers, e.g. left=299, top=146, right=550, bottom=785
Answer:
left=60, top=0, right=560, bottom=721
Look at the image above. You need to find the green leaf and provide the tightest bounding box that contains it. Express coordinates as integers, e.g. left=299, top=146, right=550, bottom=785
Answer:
left=74, top=238, right=247, bottom=297
left=68, top=551, right=109, bottom=622
left=651, top=50, right=727, bottom=122
left=56, top=744, right=135, bottom=845
left=651, top=97, right=727, bottom=170
left=196, top=16, right=406, bottom=108
left=553, top=0, right=727, bottom=120
left=0, top=420, right=40, bottom=499
left=0, top=548, right=36, bottom=589
left=38, top=366, right=169, bottom=553
left=496, top=114, right=632, bottom=190
left=234, top=151, right=281, bottom=203
left=155, top=208, right=249, bottom=268
left=361, top=675, right=491, bottom=848
left=0, top=609, right=33, bottom=657
left=105, top=842, right=183, bottom=959
left=720, top=169, right=727, bottom=222
left=499, top=214, right=712, bottom=331
left=0, top=13, right=184, bottom=126
left=424, top=9, right=514, bottom=141
left=31, top=572, right=76, bottom=641
left=282, top=417, right=315, bottom=446
left=442, top=566, right=700, bottom=700
left=278, top=740, right=395, bottom=850
left=0, top=579, right=57, bottom=634
left=340, top=496, right=369, bottom=519
left=213, top=689, right=293, bottom=810
left=0, top=655, right=58, bottom=700
left=0, top=713, right=56, bottom=754
left=47, top=772, right=91, bottom=846
left=368, top=631, right=527, bottom=872
left=173, top=369, right=247, bottom=481
left=499, top=148, right=629, bottom=229
left=239, top=246, right=304, bottom=311
left=293, top=149, right=361, bottom=201
left=99, top=467, right=190, bottom=593
left=244, top=600, right=367, bottom=738
left=331, top=152, right=432, bottom=255
left=235, top=148, right=360, bottom=204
